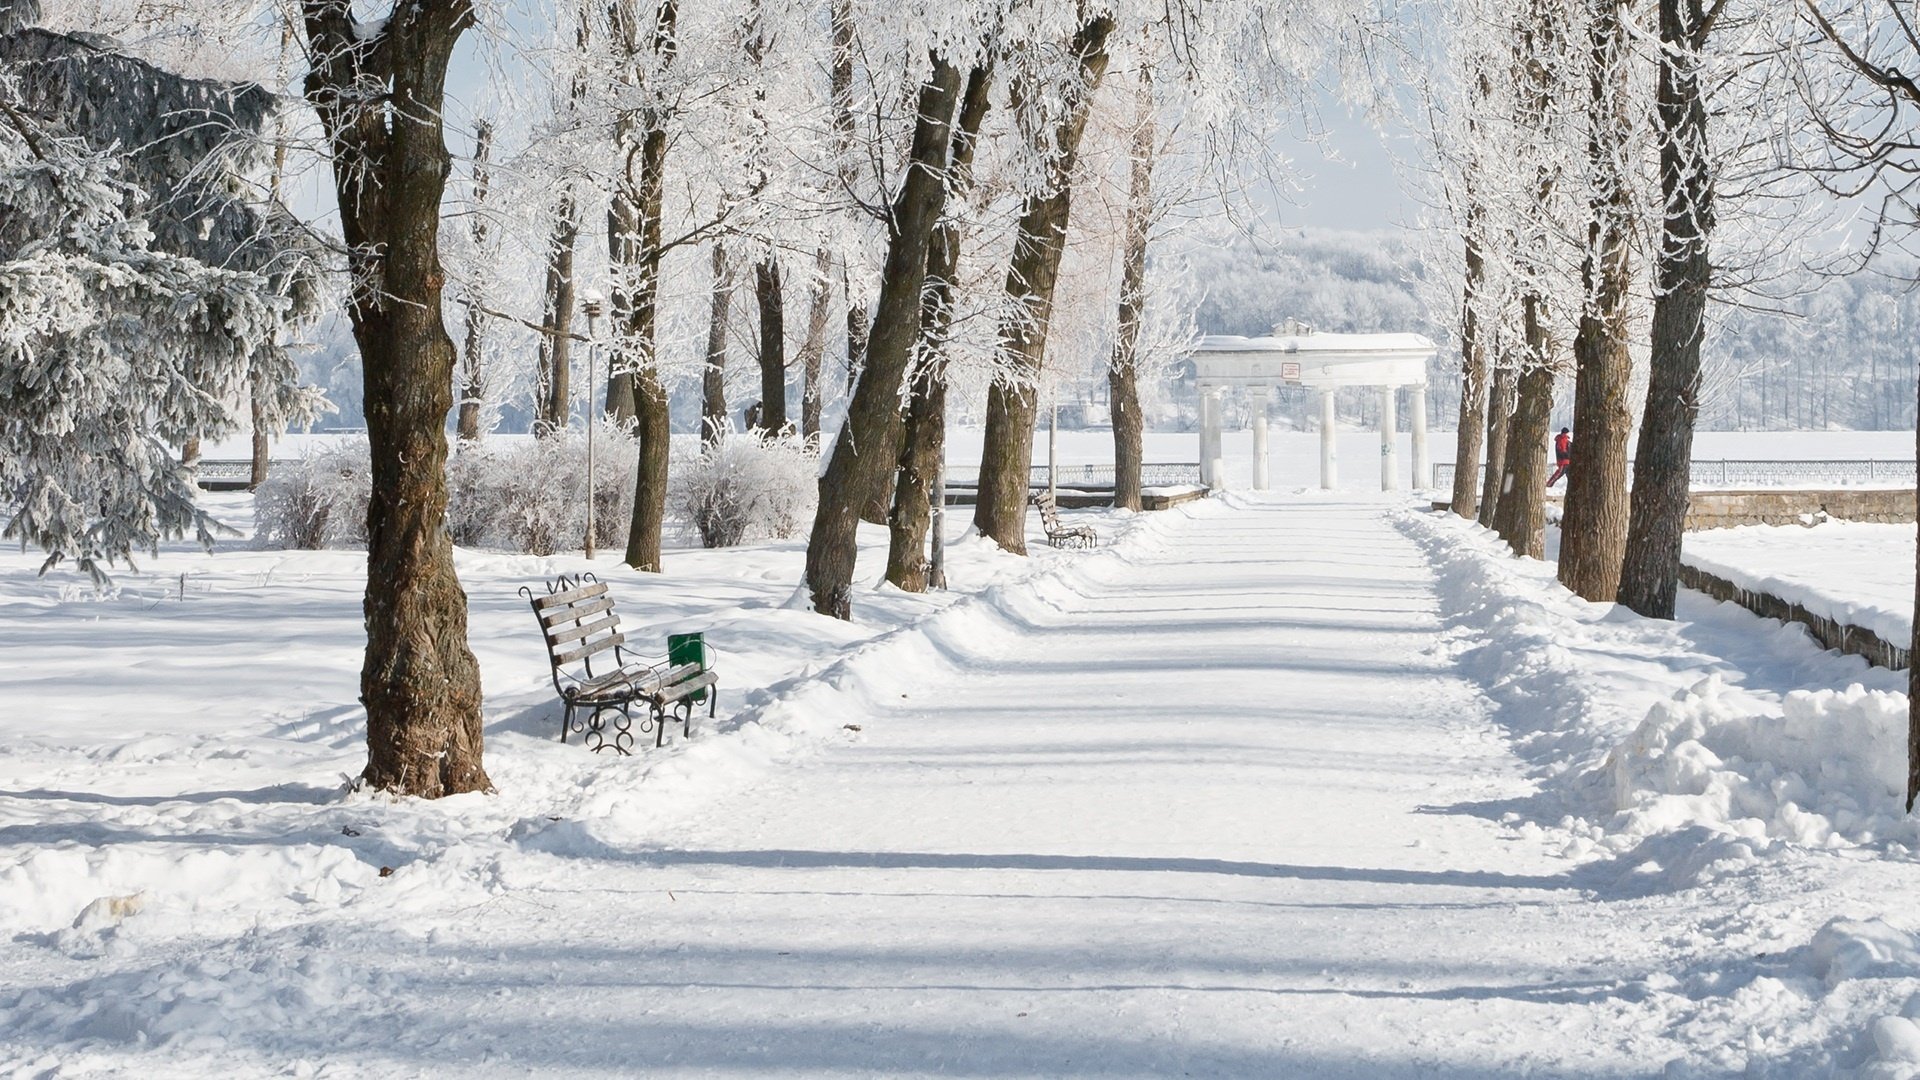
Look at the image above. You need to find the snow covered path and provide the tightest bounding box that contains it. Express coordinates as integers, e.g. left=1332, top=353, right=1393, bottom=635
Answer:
left=395, top=496, right=1662, bottom=1077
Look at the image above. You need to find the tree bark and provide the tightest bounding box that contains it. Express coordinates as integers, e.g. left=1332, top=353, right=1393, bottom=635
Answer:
left=974, top=16, right=1115, bottom=553
left=887, top=61, right=992, bottom=591
left=702, top=242, right=731, bottom=446
left=1451, top=212, right=1489, bottom=519
left=1491, top=300, right=1555, bottom=559
left=803, top=54, right=964, bottom=618
left=1488, top=0, right=1563, bottom=557
left=1108, top=69, right=1154, bottom=513
left=796, top=248, right=833, bottom=440
left=1619, top=0, right=1711, bottom=619
left=456, top=119, right=492, bottom=443
left=754, top=258, right=787, bottom=433
left=609, top=0, right=676, bottom=571
left=249, top=375, right=270, bottom=488
left=1558, top=0, right=1638, bottom=602
left=535, top=187, right=579, bottom=436
left=1478, top=362, right=1515, bottom=527
left=301, top=0, right=489, bottom=797
left=829, top=0, right=863, bottom=400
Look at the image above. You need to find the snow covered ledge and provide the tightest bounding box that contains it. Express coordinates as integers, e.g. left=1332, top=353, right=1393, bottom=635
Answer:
left=1192, top=321, right=1437, bottom=492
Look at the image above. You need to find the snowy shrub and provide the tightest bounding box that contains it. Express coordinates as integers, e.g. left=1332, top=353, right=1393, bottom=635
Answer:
left=671, top=433, right=819, bottom=548
left=253, top=440, right=372, bottom=549
left=255, top=428, right=815, bottom=554
left=258, top=429, right=639, bottom=554
left=446, top=424, right=636, bottom=555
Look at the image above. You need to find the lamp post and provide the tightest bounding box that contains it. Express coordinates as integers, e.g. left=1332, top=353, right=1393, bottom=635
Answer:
left=581, top=292, right=604, bottom=559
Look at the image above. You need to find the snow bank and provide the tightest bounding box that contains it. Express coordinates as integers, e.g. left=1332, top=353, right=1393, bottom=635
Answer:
left=1398, top=507, right=1917, bottom=867
left=1609, top=677, right=1911, bottom=850
left=1401, top=506, right=1920, bottom=1077
left=1685, top=522, right=1915, bottom=647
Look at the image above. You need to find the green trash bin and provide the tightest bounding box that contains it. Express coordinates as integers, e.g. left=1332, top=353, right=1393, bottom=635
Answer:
left=667, top=632, right=711, bottom=704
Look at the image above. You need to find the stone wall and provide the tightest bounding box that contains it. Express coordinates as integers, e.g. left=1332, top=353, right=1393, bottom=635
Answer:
left=1432, top=489, right=1915, bottom=530
left=1677, top=563, right=1910, bottom=671
left=1684, top=489, right=1916, bottom=530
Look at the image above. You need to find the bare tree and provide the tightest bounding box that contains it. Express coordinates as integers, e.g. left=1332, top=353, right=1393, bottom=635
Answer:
left=299, top=0, right=490, bottom=796
left=1618, top=0, right=1722, bottom=617
left=703, top=242, right=732, bottom=445
left=974, top=16, right=1115, bottom=553
left=456, top=119, right=494, bottom=443
left=1558, top=0, right=1640, bottom=601
left=608, top=0, right=677, bottom=571
left=803, top=54, right=965, bottom=618
left=1108, top=67, right=1154, bottom=512
left=887, top=60, right=993, bottom=591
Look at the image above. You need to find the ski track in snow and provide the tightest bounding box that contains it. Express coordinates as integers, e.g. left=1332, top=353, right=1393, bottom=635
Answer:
left=6, top=493, right=1920, bottom=1077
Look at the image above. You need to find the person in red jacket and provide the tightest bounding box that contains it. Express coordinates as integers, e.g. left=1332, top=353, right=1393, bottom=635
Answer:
left=1548, top=428, right=1572, bottom=486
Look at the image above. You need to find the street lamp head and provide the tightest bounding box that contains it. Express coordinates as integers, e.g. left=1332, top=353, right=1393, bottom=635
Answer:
left=580, top=288, right=606, bottom=321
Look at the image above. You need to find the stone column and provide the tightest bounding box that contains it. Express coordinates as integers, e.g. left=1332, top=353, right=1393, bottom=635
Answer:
left=1319, top=388, right=1338, bottom=490
left=1410, top=383, right=1430, bottom=491
left=1379, top=384, right=1398, bottom=492
left=1206, top=387, right=1227, bottom=491
left=1251, top=394, right=1270, bottom=491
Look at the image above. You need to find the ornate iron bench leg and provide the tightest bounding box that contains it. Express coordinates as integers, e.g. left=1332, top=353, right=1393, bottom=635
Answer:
left=560, top=702, right=573, bottom=744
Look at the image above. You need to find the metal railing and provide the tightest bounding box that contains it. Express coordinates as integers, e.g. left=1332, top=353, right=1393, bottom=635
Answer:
left=1432, top=459, right=1919, bottom=491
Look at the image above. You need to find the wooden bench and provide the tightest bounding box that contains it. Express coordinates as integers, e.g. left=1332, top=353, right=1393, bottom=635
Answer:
left=1030, top=490, right=1098, bottom=549
left=520, top=573, right=719, bottom=754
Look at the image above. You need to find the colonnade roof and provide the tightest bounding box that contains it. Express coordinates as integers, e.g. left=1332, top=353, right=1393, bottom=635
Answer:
left=1191, top=328, right=1437, bottom=391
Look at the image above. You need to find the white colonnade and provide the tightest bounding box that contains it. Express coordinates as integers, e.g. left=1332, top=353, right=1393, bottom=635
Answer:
left=1192, top=323, right=1438, bottom=493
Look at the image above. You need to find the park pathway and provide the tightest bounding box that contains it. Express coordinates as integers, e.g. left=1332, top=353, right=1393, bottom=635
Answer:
left=465, top=497, right=1678, bottom=1076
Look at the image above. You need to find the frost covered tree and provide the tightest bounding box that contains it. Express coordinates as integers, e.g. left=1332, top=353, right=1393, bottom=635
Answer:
left=298, top=0, right=491, bottom=797
left=0, top=12, right=320, bottom=581
left=1557, top=0, right=1644, bottom=602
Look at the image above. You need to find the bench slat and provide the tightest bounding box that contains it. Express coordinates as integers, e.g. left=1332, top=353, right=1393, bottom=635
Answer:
left=567, top=662, right=705, bottom=703
left=531, top=581, right=609, bottom=610
left=540, top=596, right=614, bottom=627
left=548, top=612, right=620, bottom=646
left=554, top=631, right=624, bottom=665
left=655, top=670, right=718, bottom=704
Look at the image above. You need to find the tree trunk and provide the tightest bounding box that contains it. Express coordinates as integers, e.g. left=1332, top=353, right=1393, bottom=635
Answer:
left=609, top=0, right=676, bottom=571
left=887, top=61, right=992, bottom=591
left=796, top=248, right=833, bottom=440
left=1451, top=215, right=1489, bottom=519
left=1491, top=300, right=1555, bottom=560
left=1558, top=0, right=1637, bottom=602
left=974, top=16, right=1115, bottom=553
left=249, top=375, right=270, bottom=488
left=535, top=187, right=579, bottom=436
left=755, top=258, right=787, bottom=433
left=456, top=119, right=493, bottom=443
left=301, top=0, right=489, bottom=797
left=830, top=0, right=863, bottom=402
left=1479, top=362, right=1515, bottom=527
left=1912, top=410, right=1920, bottom=810
left=1488, top=0, right=1563, bottom=556
left=703, top=243, right=731, bottom=446
left=803, top=54, right=964, bottom=618
left=1619, top=0, right=1711, bottom=619
left=1108, top=69, right=1154, bottom=513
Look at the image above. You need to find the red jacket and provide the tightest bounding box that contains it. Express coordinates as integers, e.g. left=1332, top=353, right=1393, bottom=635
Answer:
left=1554, top=432, right=1572, bottom=462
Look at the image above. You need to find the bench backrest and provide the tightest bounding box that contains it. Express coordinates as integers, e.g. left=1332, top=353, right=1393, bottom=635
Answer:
left=524, top=574, right=625, bottom=679
left=1030, top=490, right=1064, bottom=530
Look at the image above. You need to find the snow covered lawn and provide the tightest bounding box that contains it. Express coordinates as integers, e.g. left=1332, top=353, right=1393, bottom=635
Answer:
left=1684, top=521, right=1916, bottom=647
